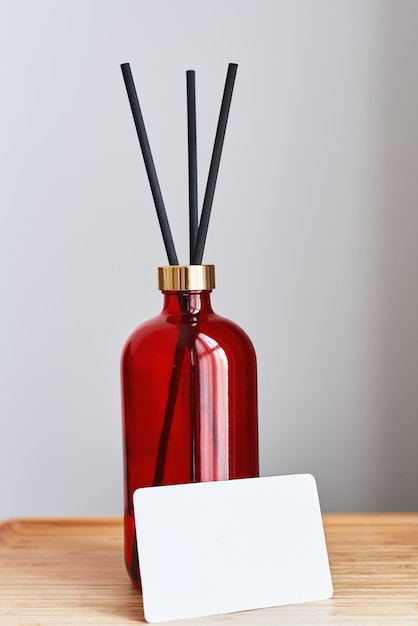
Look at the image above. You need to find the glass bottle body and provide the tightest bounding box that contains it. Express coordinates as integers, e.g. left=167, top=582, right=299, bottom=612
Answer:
left=121, top=290, right=259, bottom=588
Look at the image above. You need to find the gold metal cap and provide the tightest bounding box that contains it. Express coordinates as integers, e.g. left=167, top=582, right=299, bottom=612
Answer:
left=158, top=265, right=215, bottom=291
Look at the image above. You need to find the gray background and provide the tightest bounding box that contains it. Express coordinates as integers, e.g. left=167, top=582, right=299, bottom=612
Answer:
left=1, top=0, right=417, bottom=517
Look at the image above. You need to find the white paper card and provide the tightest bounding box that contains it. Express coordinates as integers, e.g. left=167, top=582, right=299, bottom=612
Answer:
left=133, top=474, right=333, bottom=623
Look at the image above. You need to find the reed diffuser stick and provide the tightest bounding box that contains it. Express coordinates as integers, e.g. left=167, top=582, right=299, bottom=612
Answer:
left=192, top=63, right=238, bottom=264
left=187, top=70, right=199, bottom=263
left=121, top=63, right=178, bottom=265
left=153, top=296, right=194, bottom=486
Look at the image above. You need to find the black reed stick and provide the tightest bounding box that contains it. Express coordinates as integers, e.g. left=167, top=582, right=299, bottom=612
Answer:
left=187, top=70, right=199, bottom=264
left=192, top=63, right=238, bottom=264
left=153, top=296, right=195, bottom=486
left=121, top=63, right=179, bottom=265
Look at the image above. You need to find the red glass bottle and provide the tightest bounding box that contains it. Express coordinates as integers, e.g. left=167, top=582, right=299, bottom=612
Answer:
left=121, top=265, right=258, bottom=588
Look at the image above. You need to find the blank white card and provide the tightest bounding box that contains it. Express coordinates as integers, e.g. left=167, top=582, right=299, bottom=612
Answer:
left=133, top=474, right=333, bottom=623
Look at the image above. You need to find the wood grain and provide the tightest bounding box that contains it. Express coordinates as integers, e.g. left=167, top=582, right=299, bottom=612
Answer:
left=1, top=515, right=418, bottom=625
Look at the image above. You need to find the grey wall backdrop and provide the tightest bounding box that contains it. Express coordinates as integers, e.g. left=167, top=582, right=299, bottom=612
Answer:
left=1, top=0, right=417, bottom=517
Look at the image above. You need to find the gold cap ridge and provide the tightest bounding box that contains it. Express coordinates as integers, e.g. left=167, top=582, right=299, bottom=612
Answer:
left=158, top=265, right=215, bottom=291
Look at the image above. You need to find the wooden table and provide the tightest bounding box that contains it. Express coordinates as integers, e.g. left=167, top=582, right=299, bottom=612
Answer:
left=1, top=515, right=418, bottom=625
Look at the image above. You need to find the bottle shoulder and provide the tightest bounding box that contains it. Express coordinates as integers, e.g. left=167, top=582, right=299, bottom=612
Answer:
left=122, top=311, right=255, bottom=356
left=121, top=314, right=167, bottom=352
left=199, top=313, right=255, bottom=346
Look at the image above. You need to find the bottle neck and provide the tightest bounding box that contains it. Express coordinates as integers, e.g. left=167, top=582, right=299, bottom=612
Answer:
left=161, top=290, right=214, bottom=316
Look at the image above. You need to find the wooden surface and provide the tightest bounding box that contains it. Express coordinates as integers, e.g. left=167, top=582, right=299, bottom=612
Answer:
left=1, top=515, right=418, bottom=625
